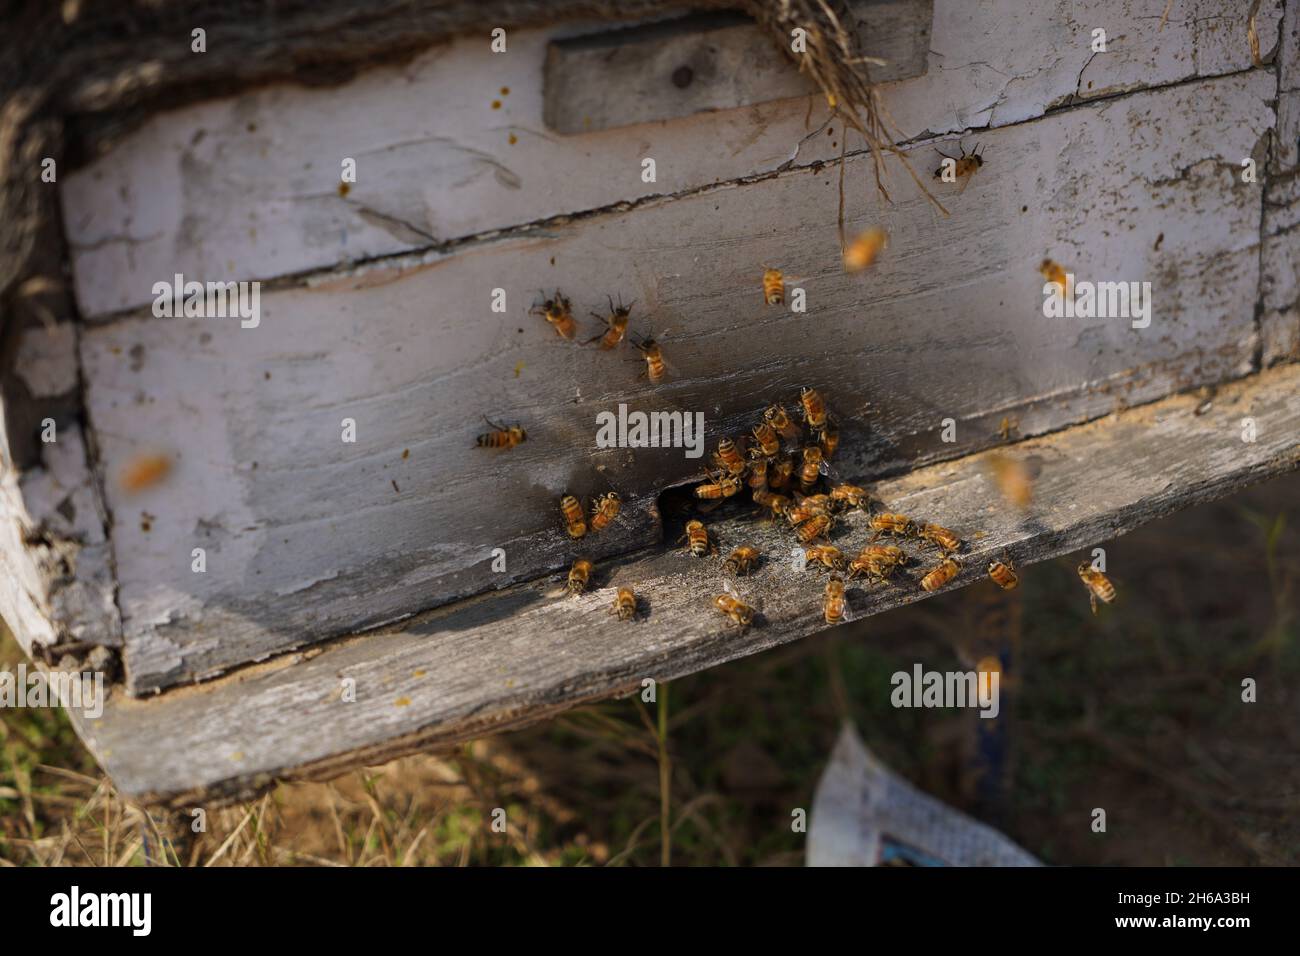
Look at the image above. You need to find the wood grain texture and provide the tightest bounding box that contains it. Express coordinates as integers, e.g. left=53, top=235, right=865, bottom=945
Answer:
left=61, top=0, right=1280, bottom=318
left=67, top=361, right=1300, bottom=806
left=1262, top=0, right=1300, bottom=365
left=542, top=1, right=931, bottom=134
left=79, top=70, right=1276, bottom=693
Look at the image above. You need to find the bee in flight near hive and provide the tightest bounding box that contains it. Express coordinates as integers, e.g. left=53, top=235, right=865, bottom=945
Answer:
left=920, top=557, right=962, bottom=592
left=610, top=587, right=639, bottom=621
left=713, top=437, right=748, bottom=477
left=987, top=558, right=1019, bottom=591
left=567, top=558, right=594, bottom=596
left=916, top=522, right=962, bottom=554
left=842, top=227, right=888, bottom=273
left=847, top=544, right=907, bottom=583
left=805, top=544, right=847, bottom=573
left=933, top=142, right=984, bottom=193
left=1039, top=259, right=1068, bottom=296
left=531, top=289, right=576, bottom=339
left=799, top=386, right=830, bottom=436
left=985, top=452, right=1035, bottom=510
left=750, top=421, right=781, bottom=461
left=723, top=545, right=761, bottom=576
left=475, top=417, right=527, bottom=450
left=631, top=334, right=667, bottom=383
left=829, top=483, right=869, bottom=511
left=764, top=404, right=802, bottom=442
left=762, top=267, right=785, bottom=305
left=868, top=511, right=915, bottom=541
left=695, top=472, right=742, bottom=500
left=714, top=584, right=757, bottom=633
left=795, top=512, right=834, bottom=545
left=560, top=494, right=587, bottom=539
left=589, top=492, right=621, bottom=532
left=119, top=453, right=173, bottom=494
left=587, top=295, right=634, bottom=349
left=680, top=519, right=714, bottom=556
left=823, top=574, right=848, bottom=625
left=1077, top=562, right=1116, bottom=614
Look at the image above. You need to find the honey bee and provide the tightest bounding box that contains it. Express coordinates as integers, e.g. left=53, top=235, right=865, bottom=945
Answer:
left=587, top=295, right=634, bottom=349
left=680, top=519, right=713, bottom=556
left=746, top=457, right=769, bottom=490
left=531, top=290, right=576, bottom=339
left=752, top=488, right=791, bottom=517
left=713, top=437, right=748, bottom=477
left=996, top=416, right=1019, bottom=442
left=1077, top=562, right=1116, bottom=614
left=119, top=453, right=172, bottom=494
left=589, top=492, right=621, bottom=533
left=847, top=544, right=907, bottom=583
left=985, top=452, right=1035, bottom=510
left=714, top=592, right=757, bottom=632
left=633, top=336, right=666, bottom=383
left=560, top=494, right=587, bottom=538
left=695, top=472, right=742, bottom=499
left=868, top=511, right=915, bottom=541
left=475, top=417, right=527, bottom=450
left=762, top=268, right=785, bottom=305
left=819, top=419, right=840, bottom=458
left=764, top=404, right=802, bottom=442
left=567, top=558, right=594, bottom=595
left=920, top=557, right=961, bottom=592
left=723, top=545, right=761, bottom=576
left=933, top=142, right=984, bottom=193
left=611, top=587, right=639, bottom=621
left=798, top=446, right=824, bottom=493
left=769, top=454, right=795, bottom=491
left=829, top=484, right=869, bottom=511
left=987, top=558, right=1019, bottom=591
left=786, top=493, right=831, bottom=526
left=823, top=574, right=848, bottom=625
left=795, top=513, right=834, bottom=545
left=799, top=386, right=829, bottom=435
left=842, top=226, right=888, bottom=273
left=1039, top=259, right=1068, bottom=296
left=916, top=522, right=962, bottom=554
left=750, top=422, right=781, bottom=461
left=804, top=544, right=847, bottom=573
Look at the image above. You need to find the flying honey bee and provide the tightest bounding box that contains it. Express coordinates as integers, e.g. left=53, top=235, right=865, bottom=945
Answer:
left=985, top=452, right=1035, bottom=510
left=714, top=592, right=757, bottom=632
left=680, top=519, right=713, bottom=556
left=829, top=484, right=869, bottom=511
left=587, top=295, right=634, bottom=350
left=762, top=268, right=785, bottom=305
left=750, top=422, right=781, bottom=461
left=560, top=494, right=587, bottom=539
left=713, top=437, right=748, bottom=477
left=631, top=335, right=666, bottom=383
left=1039, top=259, right=1068, bottom=296
left=847, top=544, right=907, bottom=583
left=819, top=419, right=840, bottom=459
left=723, top=545, right=761, bottom=576
left=798, top=446, right=825, bottom=493
left=916, top=522, right=962, bottom=554
left=611, top=587, right=639, bottom=621
left=589, top=492, right=621, bottom=533
left=795, top=512, right=834, bottom=545
left=119, top=453, right=173, bottom=494
left=933, top=142, right=984, bottom=193
left=823, top=574, right=848, bottom=625
left=764, top=404, right=802, bottom=442
left=531, top=290, right=576, bottom=339
left=920, top=557, right=961, bottom=592
left=475, top=417, right=527, bottom=450
left=567, top=558, right=594, bottom=595
left=769, top=454, right=795, bottom=491
left=1077, top=562, right=1116, bottom=615
left=695, top=472, right=743, bottom=499
left=868, top=511, right=915, bottom=541
left=752, top=488, right=791, bottom=518
left=843, top=227, right=888, bottom=273
left=804, top=544, right=847, bottom=573
left=987, top=558, right=1019, bottom=591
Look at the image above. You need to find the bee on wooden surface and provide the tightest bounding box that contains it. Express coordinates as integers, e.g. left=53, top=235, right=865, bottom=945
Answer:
left=723, top=545, right=761, bottom=576
left=475, top=417, right=527, bottom=450
left=119, top=453, right=173, bottom=494
left=1077, top=562, right=1116, bottom=615
left=713, top=437, right=748, bottom=477
left=804, top=545, right=847, bottom=573
left=746, top=457, right=769, bottom=490
left=868, top=511, right=915, bottom=541
left=567, top=558, right=594, bottom=595
left=847, top=544, right=907, bottom=583
left=750, top=421, right=781, bottom=461
left=769, top=454, right=796, bottom=491
left=531, top=290, right=576, bottom=339
left=786, top=493, right=831, bottom=527
left=987, top=558, right=1019, bottom=591
left=762, top=267, right=785, bottom=305
left=632, top=335, right=667, bottom=383
left=587, top=295, right=634, bottom=349
left=695, top=472, right=742, bottom=500
left=996, top=416, right=1019, bottom=442
left=933, top=142, right=984, bottom=193
left=985, top=452, right=1035, bottom=510
left=795, top=512, right=834, bottom=545
left=589, top=492, right=621, bottom=533
left=764, top=404, right=802, bottom=442
left=560, top=494, right=587, bottom=539
left=752, top=488, right=791, bottom=518
left=819, top=419, right=840, bottom=459
left=843, top=226, right=888, bottom=273
left=920, top=557, right=962, bottom=592
left=829, top=483, right=869, bottom=511
left=798, top=446, right=825, bottom=493
left=679, top=519, right=713, bottom=556
left=1039, top=259, right=1068, bottom=296
left=714, top=589, right=757, bottom=632
left=823, top=574, right=848, bottom=625
left=610, top=586, right=639, bottom=621
left=799, top=386, right=829, bottom=435
left=917, top=522, right=962, bottom=554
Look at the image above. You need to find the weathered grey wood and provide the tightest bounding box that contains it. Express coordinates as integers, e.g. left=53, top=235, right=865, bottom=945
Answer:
left=66, top=362, right=1300, bottom=806
left=60, top=0, right=1281, bottom=318
left=542, top=1, right=931, bottom=134
left=77, top=71, right=1276, bottom=694
left=1263, top=0, right=1299, bottom=365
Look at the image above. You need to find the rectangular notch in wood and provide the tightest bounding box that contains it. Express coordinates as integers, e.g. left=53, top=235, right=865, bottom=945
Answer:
left=543, top=0, right=933, bottom=134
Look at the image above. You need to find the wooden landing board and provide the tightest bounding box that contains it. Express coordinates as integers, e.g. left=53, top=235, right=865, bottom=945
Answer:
left=67, top=362, right=1300, bottom=806
left=60, top=0, right=1281, bottom=317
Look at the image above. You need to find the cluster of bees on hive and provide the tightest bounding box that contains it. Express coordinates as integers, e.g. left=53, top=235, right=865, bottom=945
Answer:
left=475, top=142, right=1116, bottom=628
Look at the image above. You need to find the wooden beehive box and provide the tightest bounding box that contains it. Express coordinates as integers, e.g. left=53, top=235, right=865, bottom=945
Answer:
left=1, top=0, right=1297, bottom=805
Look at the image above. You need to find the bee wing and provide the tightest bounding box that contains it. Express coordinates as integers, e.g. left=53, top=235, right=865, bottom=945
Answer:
left=818, top=457, right=841, bottom=480
left=956, top=170, right=975, bottom=195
